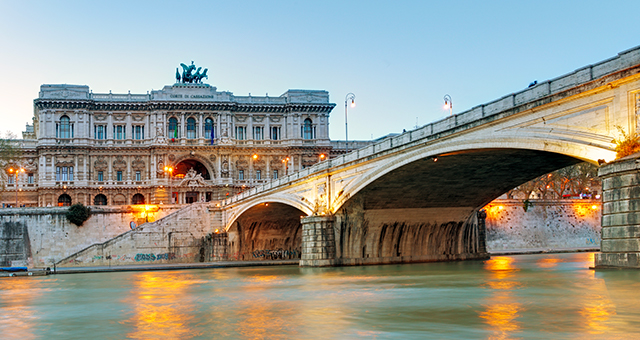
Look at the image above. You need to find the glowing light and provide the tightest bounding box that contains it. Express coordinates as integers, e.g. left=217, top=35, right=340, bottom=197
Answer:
left=320, top=154, right=326, bottom=159
left=215, top=229, right=219, bottom=233
left=253, top=154, right=258, bottom=160
left=591, top=205, right=598, bottom=210
left=350, top=99, right=355, bottom=108
left=443, top=103, right=450, bottom=110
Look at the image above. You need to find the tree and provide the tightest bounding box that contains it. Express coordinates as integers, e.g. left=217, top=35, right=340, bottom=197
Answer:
left=507, top=162, right=601, bottom=199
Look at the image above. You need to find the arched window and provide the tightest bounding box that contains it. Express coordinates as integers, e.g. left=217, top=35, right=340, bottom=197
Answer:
left=59, top=116, right=71, bottom=138
left=303, top=118, right=313, bottom=140
left=186, top=117, right=196, bottom=139
left=94, top=194, right=107, bottom=206
left=58, top=194, right=72, bottom=207
left=168, top=117, right=179, bottom=139
left=205, top=118, right=214, bottom=143
left=132, top=193, right=145, bottom=205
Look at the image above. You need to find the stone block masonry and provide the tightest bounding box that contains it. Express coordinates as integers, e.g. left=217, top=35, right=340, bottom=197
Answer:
left=595, top=155, right=640, bottom=268
left=485, top=199, right=601, bottom=252
left=300, top=215, right=335, bottom=267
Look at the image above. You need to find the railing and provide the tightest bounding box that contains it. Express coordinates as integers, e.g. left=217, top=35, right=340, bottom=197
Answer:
left=91, top=93, right=150, bottom=101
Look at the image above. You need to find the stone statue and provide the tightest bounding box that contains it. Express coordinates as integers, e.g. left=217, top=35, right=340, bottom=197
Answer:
left=177, top=61, right=209, bottom=84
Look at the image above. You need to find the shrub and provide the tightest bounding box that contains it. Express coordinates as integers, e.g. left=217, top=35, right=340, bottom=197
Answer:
left=613, top=126, right=640, bottom=159
left=66, top=203, right=91, bottom=226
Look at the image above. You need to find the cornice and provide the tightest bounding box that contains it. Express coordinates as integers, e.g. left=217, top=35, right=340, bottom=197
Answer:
left=34, top=99, right=336, bottom=114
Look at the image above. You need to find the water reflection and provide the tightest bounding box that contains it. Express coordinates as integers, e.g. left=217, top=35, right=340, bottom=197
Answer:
left=123, top=272, right=199, bottom=339
left=0, top=277, right=46, bottom=340
left=481, top=256, right=522, bottom=339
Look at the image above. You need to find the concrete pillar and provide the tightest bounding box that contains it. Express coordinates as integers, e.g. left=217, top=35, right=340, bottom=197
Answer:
left=300, top=215, right=336, bottom=267
left=595, top=157, right=640, bottom=268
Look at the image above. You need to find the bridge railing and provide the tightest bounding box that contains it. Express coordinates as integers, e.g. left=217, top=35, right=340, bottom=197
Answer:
left=222, top=46, right=640, bottom=206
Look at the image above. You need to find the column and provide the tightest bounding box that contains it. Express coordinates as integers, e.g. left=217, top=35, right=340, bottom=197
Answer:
left=595, top=157, right=640, bottom=268
left=300, top=215, right=336, bottom=267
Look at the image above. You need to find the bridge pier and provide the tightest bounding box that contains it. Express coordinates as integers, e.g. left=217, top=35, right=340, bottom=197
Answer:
left=595, top=156, right=640, bottom=268
left=300, top=216, right=336, bottom=267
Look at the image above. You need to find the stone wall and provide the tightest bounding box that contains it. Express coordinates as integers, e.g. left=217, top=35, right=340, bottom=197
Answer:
left=595, top=156, right=640, bottom=268
left=56, top=203, right=212, bottom=267
left=0, top=205, right=181, bottom=268
left=485, top=199, right=601, bottom=252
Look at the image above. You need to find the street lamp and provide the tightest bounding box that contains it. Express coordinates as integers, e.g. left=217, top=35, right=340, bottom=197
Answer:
left=282, top=157, right=290, bottom=175
left=443, top=94, right=452, bottom=116
left=251, top=154, right=258, bottom=185
left=319, top=153, right=326, bottom=162
left=345, top=93, right=355, bottom=153
left=164, top=166, right=173, bottom=204
left=8, top=167, right=25, bottom=207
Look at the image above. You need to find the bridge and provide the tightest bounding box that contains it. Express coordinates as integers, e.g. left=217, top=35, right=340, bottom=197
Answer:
left=217, top=46, right=640, bottom=266
left=55, top=46, right=640, bottom=268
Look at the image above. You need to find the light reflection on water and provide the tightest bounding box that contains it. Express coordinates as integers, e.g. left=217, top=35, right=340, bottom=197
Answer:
left=1, top=253, right=640, bottom=339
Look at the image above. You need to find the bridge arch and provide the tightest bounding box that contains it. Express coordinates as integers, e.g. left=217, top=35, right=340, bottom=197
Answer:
left=225, top=197, right=312, bottom=261
left=332, top=134, right=613, bottom=214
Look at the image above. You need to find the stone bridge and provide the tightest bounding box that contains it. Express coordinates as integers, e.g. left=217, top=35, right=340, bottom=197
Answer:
left=216, top=47, right=640, bottom=266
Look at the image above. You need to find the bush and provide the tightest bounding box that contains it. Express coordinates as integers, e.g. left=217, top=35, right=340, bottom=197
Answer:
left=66, top=203, right=91, bottom=226
left=613, top=126, right=640, bottom=159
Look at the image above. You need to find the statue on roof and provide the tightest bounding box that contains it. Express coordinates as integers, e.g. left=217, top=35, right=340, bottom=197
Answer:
left=176, top=61, right=209, bottom=84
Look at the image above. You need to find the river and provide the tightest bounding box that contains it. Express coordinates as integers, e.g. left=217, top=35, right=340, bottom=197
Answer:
left=1, top=252, right=639, bottom=339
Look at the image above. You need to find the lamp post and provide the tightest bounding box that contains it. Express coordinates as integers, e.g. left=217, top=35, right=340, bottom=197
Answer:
left=282, top=157, right=290, bottom=175
left=443, top=94, right=452, bottom=116
left=251, top=154, right=258, bottom=186
left=345, top=93, right=355, bottom=153
left=164, top=166, right=173, bottom=204
left=8, top=167, right=24, bottom=207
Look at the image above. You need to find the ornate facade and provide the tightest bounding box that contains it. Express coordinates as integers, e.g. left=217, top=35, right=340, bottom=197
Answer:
left=2, top=81, right=336, bottom=207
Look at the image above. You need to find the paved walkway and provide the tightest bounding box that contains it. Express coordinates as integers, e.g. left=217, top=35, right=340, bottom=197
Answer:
left=489, top=247, right=599, bottom=256
left=51, top=260, right=300, bottom=275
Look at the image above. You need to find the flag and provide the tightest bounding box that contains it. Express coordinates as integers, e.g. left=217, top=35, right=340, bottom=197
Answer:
left=210, top=127, right=214, bottom=145
left=173, top=126, right=178, bottom=142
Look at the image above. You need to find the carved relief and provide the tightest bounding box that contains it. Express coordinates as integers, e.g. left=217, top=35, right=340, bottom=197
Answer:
left=168, top=154, right=175, bottom=161
left=132, top=156, right=145, bottom=170
left=132, top=114, right=144, bottom=121
left=209, top=154, right=217, bottom=162
left=113, top=114, right=125, bottom=121
left=94, top=113, right=107, bottom=121
left=156, top=160, right=165, bottom=175
left=113, top=156, right=126, bottom=170
left=269, top=116, right=281, bottom=123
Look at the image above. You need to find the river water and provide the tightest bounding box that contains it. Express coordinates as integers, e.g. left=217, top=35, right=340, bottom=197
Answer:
left=1, top=252, right=639, bottom=339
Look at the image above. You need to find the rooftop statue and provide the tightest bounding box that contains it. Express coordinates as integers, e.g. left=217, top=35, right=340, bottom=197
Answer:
left=176, top=61, right=209, bottom=84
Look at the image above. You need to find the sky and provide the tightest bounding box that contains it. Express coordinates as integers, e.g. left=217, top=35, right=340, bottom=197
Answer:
left=1, top=1, right=639, bottom=141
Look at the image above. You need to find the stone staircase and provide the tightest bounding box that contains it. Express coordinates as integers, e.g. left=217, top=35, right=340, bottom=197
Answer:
left=56, top=203, right=214, bottom=267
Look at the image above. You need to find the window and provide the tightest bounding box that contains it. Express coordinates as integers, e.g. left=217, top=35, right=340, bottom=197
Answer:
left=186, top=117, right=196, bottom=139
left=136, top=171, right=141, bottom=181
left=59, top=116, right=71, bottom=138
left=303, top=118, right=313, bottom=139
left=27, top=174, right=33, bottom=184
left=238, top=170, right=244, bottom=180
left=114, top=125, right=125, bottom=140
left=273, top=170, right=278, bottom=179
left=7, top=176, right=14, bottom=184
left=58, top=194, right=72, bottom=207
left=56, top=166, right=74, bottom=181
left=117, top=171, right=123, bottom=182
left=134, top=125, right=144, bottom=140
left=271, top=126, right=280, bottom=140
left=253, top=126, right=263, bottom=140
left=94, top=194, right=107, bottom=206
left=168, top=117, right=178, bottom=138
left=97, top=171, right=104, bottom=182
left=205, top=118, right=214, bottom=142
left=256, top=170, right=261, bottom=180
left=235, top=126, right=246, bottom=140
left=95, top=125, right=105, bottom=140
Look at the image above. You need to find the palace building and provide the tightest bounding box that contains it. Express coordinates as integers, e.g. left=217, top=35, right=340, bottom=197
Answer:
left=1, top=71, right=338, bottom=207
